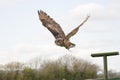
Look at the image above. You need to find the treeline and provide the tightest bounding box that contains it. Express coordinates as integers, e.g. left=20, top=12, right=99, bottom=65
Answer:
left=0, top=55, right=100, bottom=80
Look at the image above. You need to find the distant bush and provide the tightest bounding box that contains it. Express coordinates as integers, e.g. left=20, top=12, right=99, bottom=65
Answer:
left=0, top=55, right=100, bottom=80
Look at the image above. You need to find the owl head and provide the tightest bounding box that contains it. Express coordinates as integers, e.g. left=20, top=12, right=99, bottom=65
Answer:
left=55, top=38, right=64, bottom=47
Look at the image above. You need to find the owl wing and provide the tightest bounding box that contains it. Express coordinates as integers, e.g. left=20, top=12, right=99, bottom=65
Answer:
left=65, top=16, right=90, bottom=40
left=38, top=10, right=65, bottom=39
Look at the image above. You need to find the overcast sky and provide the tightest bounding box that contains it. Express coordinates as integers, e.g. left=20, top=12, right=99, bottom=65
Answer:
left=0, top=0, right=120, bottom=72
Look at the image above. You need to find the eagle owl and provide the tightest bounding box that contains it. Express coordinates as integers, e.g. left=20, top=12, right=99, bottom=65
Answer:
left=38, top=10, right=89, bottom=50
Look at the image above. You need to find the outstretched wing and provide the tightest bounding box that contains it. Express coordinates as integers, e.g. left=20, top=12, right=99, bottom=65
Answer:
left=38, top=10, right=65, bottom=39
left=65, top=16, right=90, bottom=40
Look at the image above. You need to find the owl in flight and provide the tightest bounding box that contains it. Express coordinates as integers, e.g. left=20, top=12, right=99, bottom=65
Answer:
left=38, top=10, right=89, bottom=50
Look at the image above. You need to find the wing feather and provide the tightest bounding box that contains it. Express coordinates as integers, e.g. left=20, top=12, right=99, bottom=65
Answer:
left=65, top=16, right=90, bottom=40
left=38, top=10, right=65, bottom=39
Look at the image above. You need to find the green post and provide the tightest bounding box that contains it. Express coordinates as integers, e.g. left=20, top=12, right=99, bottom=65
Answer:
left=103, top=56, right=108, bottom=80
left=91, top=51, right=119, bottom=80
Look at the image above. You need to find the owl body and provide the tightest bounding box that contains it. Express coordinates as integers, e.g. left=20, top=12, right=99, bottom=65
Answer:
left=55, top=38, right=75, bottom=49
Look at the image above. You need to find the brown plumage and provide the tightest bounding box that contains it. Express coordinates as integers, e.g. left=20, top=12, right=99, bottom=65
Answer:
left=38, top=10, right=90, bottom=50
